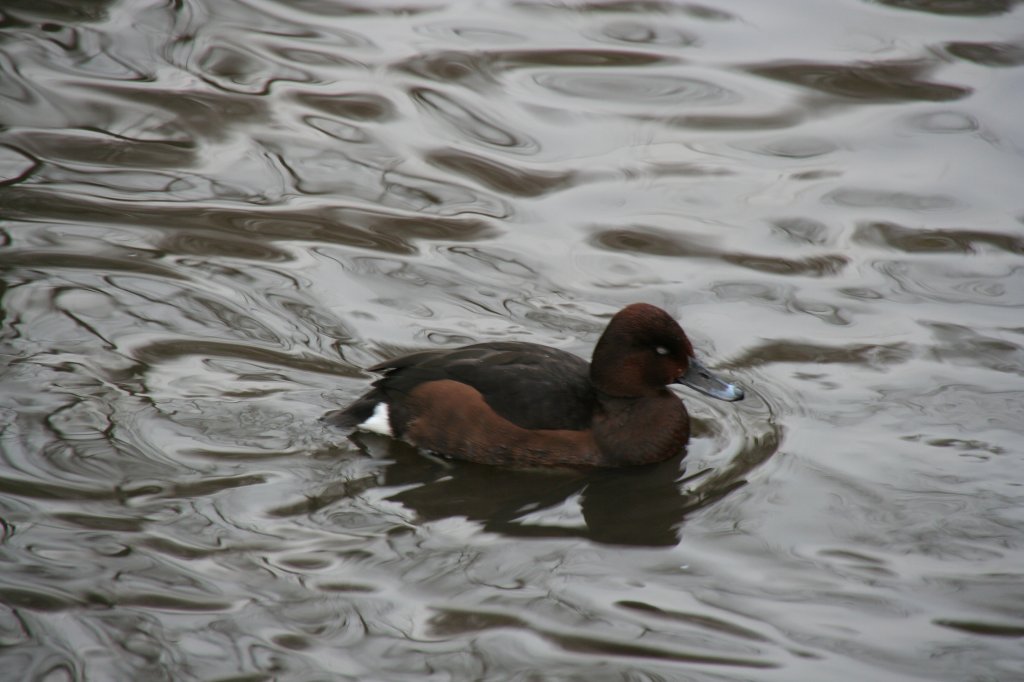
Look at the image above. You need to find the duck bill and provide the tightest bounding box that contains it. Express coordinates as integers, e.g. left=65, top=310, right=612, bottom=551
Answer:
left=677, top=357, right=744, bottom=402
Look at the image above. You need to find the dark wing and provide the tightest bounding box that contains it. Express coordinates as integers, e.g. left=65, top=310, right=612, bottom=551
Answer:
left=371, top=341, right=595, bottom=431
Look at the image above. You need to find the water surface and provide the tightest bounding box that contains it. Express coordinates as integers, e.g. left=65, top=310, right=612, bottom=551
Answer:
left=2, top=0, right=1023, bottom=679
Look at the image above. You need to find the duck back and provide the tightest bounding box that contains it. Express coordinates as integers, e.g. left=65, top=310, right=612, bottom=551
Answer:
left=327, top=342, right=596, bottom=434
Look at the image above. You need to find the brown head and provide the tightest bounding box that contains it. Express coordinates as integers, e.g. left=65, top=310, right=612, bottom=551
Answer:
left=590, top=303, right=744, bottom=402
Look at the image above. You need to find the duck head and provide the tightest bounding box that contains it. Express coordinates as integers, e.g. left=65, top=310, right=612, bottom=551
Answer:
left=590, top=303, right=744, bottom=402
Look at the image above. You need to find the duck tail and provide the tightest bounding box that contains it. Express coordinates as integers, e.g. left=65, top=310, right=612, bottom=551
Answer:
left=322, top=390, right=382, bottom=430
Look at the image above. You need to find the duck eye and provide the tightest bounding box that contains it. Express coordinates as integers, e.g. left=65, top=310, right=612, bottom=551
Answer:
left=655, top=345, right=670, bottom=356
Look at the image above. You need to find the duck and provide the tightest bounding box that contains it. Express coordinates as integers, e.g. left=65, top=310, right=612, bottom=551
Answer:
left=324, top=303, right=743, bottom=467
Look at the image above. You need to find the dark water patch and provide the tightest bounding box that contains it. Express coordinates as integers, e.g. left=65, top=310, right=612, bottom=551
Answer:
left=870, top=0, right=1022, bottom=16
left=393, top=49, right=502, bottom=87
left=944, top=40, right=1024, bottom=67
left=3, top=129, right=197, bottom=170
left=498, top=47, right=673, bottom=69
left=0, top=189, right=497, bottom=254
left=427, top=608, right=521, bottom=636
left=112, top=593, right=235, bottom=613
left=316, top=582, right=378, bottom=594
left=0, top=475, right=122, bottom=502
left=0, top=248, right=184, bottom=281
left=536, top=621, right=681, bottom=666
left=516, top=1, right=735, bottom=20
left=293, top=91, right=396, bottom=122
left=725, top=253, right=847, bottom=277
left=666, top=109, right=806, bottom=131
left=679, top=3, right=737, bottom=20
left=592, top=226, right=727, bottom=258
left=591, top=225, right=847, bottom=276
left=0, top=0, right=116, bottom=23
left=329, top=206, right=499, bottom=246
left=427, top=148, right=576, bottom=197
left=728, top=340, right=915, bottom=370
left=276, top=554, right=333, bottom=571
left=748, top=59, right=970, bottom=103
left=924, top=322, right=1024, bottom=375
left=8, top=82, right=272, bottom=141
left=271, top=633, right=312, bottom=651
left=854, top=221, right=1024, bottom=254
left=934, top=619, right=1024, bottom=637
left=109, top=86, right=272, bottom=134
left=52, top=512, right=147, bottom=532
left=275, top=0, right=437, bottom=17
left=0, top=587, right=81, bottom=612
left=156, top=231, right=294, bottom=263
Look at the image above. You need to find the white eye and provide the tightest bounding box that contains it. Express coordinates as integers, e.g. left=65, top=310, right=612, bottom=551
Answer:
left=655, top=345, right=670, bottom=356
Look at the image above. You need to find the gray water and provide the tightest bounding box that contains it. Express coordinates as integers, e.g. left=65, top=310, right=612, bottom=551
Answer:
left=2, top=0, right=1023, bottom=680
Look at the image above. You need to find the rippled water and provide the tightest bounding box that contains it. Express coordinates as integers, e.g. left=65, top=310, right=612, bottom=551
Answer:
left=2, top=0, right=1023, bottom=679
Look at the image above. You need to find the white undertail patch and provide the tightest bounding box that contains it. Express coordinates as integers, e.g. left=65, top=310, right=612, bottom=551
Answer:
left=357, top=402, right=393, bottom=436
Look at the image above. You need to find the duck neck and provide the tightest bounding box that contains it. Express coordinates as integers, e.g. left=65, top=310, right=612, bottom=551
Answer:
left=592, top=391, right=690, bottom=466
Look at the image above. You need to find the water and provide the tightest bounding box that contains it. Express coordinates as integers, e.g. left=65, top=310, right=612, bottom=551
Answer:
left=2, top=0, right=1023, bottom=679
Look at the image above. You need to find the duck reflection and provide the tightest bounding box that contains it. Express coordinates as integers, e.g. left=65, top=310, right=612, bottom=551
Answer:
left=345, top=432, right=744, bottom=547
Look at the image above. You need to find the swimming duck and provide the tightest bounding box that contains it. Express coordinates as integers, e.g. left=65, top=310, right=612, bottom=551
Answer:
left=326, top=303, right=743, bottom=467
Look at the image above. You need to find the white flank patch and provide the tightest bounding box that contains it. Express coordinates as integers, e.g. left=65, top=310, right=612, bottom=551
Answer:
left=357, top=402, right=392, bottom=436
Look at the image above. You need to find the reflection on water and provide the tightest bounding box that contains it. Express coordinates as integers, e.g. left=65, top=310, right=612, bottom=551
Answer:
left=2, top=0, right=1024, bottom=679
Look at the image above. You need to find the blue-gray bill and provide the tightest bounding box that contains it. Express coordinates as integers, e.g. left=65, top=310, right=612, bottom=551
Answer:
left=677, top=358, right=744, bottom=402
